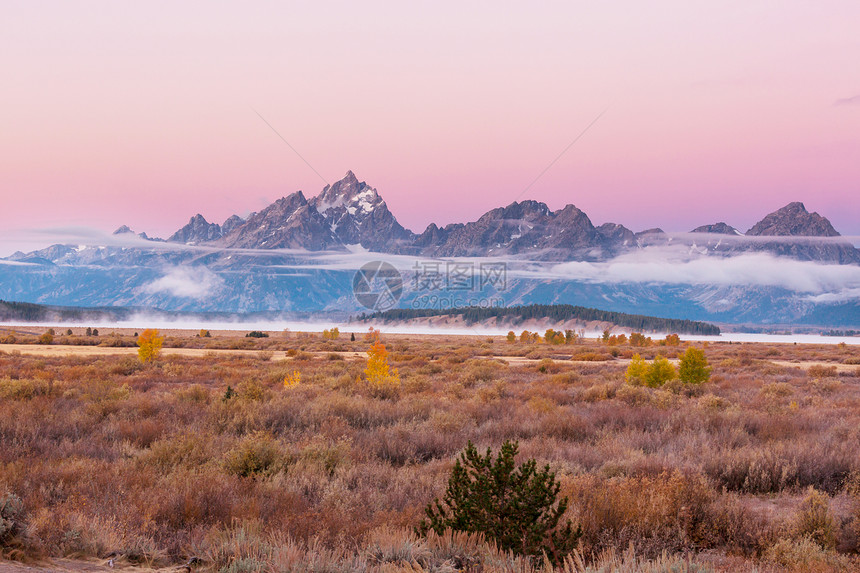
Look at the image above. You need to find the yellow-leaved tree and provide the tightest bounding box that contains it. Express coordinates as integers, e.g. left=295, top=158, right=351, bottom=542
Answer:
left=365, top=340, right=399, bottom=398
left=678, top=347, right=711, bottom=384
left=625, top=354, right=649, bottom=386
left=283, top=370, right=301, bottom=388
left=137, top=329, right=164, bottom=363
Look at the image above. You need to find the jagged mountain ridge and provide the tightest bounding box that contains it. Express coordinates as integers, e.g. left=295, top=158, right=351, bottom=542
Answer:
left=692, top=203, right=859, bottom=263
left=9, top=171, right=860, bottom=265
left=159, top=171, right=640, bottom=259
left=691, top=222, right=741, bottom=235
left=746, top=202, right=840, bottom=237
left=310, top=171, right=414, bottom=251
left=218, top=191, right=341, bottom=251
left=144, top=171, right=859, bottom=264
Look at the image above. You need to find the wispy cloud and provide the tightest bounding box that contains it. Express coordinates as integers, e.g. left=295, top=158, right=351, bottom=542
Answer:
left=803, top=288, right=860, bottom=304
left=0, top=259, right=36, bottom=267
left=6, top=221, right=859, bottom=262
left=7, top=225, right=860, bottom=303
left=668, top=231, right=860, bottom=246
left=530, top=249, right=860, bottom=294
left=835, top=94, right=860, bottom=106
left=140, top=267, right=225, bottom=299
left=265, top=246, right=860, bottom=300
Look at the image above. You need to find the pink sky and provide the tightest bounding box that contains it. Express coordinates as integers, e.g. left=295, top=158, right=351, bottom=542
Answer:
left=1, top=1, right=859, bottom=255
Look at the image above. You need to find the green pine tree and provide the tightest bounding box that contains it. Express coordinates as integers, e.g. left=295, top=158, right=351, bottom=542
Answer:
left=418, top=440, right=580, bottom=561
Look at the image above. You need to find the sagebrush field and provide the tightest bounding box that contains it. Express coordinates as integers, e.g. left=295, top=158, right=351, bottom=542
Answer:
left=2, top=328, right=860, bottom=572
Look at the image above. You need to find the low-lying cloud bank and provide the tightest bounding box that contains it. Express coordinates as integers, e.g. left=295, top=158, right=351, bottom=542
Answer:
left=6, top=227, right=860, bottom=302
left=538, top=250, right=860, bottom=294
left=283, top=247, right=860, bottom=300
left=140, top=267, right=225, bottom=300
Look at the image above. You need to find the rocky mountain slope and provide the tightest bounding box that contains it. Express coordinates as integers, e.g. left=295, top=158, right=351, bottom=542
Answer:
left=746, top=202, right=840, bottom=237
left=218, top=191, right=342, bottom=251
left=155, top=173, right=859, bottom=263
left=408, top=201, right=633, bottom=260
left=691, top=222, right=741, bottom=235
left=51, top=171, right=853, bottom=265
left=310, top=170, right=414, bottom=251
left=692, top=203, right=859, bottom=264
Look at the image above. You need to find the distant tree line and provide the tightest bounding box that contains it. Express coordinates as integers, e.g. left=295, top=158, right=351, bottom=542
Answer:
left=0, top=300, right=51, bottom=321
left=0, top=299, right=127, bottom=323
left=361, top=303, right=720, bottom=336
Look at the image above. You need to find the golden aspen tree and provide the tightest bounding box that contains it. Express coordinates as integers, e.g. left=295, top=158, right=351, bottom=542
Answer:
left=365, top=340, right=399, bottom=397
left=137, top=329, right=164, bottom=363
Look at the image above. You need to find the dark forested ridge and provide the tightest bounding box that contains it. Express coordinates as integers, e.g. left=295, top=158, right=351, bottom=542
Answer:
left=0, top=300, right=57, bottom=321
left=0, top=299, right=337, bottom=325
left=0, top=300, right=130, bottom=323
left=362, top=304, right=721, bottom=335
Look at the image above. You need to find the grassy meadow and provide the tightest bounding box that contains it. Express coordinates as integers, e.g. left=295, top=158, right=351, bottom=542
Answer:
left=2, top=328, right=860, bottom=572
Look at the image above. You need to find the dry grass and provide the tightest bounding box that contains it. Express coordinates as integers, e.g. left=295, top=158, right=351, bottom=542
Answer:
left=2, top=334, right=860, bottom=571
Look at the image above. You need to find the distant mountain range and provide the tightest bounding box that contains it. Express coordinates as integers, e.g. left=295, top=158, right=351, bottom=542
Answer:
left=2, top=171, right=859, bottom=327
left=165, top=172, right=860, bottom=263
left=17, top=170, right=853, bottom=264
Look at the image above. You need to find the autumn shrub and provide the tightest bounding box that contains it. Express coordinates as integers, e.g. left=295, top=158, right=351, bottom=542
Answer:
left=808, top=364, right=838, bottom=378
left=763, top=535, right=850, bottom=571
left=697, top=393, right=730, bottom=411
left=224, top=432, right=289, bottom=478
left=401, top=373, right=431, bottom=393
left=578, top=381, right=618, bottom=402
left=368, top=422, right=460, bottom=466
left=703, top=440, right=853, bottom=495
left=109, top=356, right=144, bottom=376
left=0, top=377, right=54, bottom=400
left=238, top=379, right=268, bottom=401
left=568, top=472, right=716, bottom=556
left=626, top=355, right=677, bottom=388
left=174, top=383, right=209, bottom=404
left=615, top=383, right=653, bottom=407
left=574, top=352, right=613, bottom=362
left=549, top=371, right=580, bottom=385
left=760, top=381, right=794, bottom=398
left=535, top=358, right=560, bottom=374
left=461, top=360, right=500, bottom=384
left=140, top=432, right=220, bottom=472
left=793, top=487, right=837, bottom=549
left=812, top=377, right=842, bottom=395
left=296, top=436, right=352, bottom=476
left=0, top=491, right=26, bottom=548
